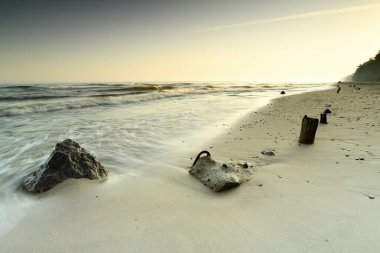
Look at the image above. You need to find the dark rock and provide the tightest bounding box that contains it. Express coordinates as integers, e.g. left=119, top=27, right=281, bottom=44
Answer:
left=280, top=91, right=286, bottom=95
left=324, top=109, right=332, bottom=114
left=23, top=139, right=108, bottom=193
left=261, top=149, right=275, bottom=156
left=189, top=151, right=251, bottom=192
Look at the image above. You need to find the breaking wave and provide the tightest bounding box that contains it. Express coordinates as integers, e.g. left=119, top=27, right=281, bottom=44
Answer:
left=0, top=82, right=327, bottom=117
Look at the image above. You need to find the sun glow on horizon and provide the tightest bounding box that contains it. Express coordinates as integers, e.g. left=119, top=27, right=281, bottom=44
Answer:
left=1, top=0, right=380, bottom=84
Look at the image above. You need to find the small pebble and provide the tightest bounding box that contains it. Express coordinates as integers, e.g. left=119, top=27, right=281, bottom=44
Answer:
left=261, top=150, right=275, bottom=156
left=369, top=195, right=375, bottom=199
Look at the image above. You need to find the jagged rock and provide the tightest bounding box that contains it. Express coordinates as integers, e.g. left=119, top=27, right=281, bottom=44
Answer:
left=324, top=109, right=332, bottom=114
left=261, top=149, right=275, bottom=156
left=189, top=151, right=250, bottom=192
left=23, top=139, right=108, bottom=193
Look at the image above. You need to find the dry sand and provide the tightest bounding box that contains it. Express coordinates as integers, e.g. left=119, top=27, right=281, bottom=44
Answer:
left=1, top=84, right=380, bottom=252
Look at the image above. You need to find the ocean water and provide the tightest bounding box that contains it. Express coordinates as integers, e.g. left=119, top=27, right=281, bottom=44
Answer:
left=0, top=82, right=331, bottom=234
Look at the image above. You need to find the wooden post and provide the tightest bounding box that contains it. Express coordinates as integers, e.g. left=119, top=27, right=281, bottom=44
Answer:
left=298, top=115, right=319, bottom=144
left=320, top=113, right=327, bottom=124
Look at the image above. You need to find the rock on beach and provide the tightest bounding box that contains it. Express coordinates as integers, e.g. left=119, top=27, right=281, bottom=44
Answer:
left=189, top=151, right=250, bottom=192
left=23, top=139, right=108, bottom=193
left=261, top=149, right=275, bottom=156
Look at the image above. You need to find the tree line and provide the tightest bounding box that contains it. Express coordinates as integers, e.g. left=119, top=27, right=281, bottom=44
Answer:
left=353, top=50, right=380, bottom=82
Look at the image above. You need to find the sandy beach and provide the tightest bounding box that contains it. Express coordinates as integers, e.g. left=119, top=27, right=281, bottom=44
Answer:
left=1, top=83, right=380, bottom=252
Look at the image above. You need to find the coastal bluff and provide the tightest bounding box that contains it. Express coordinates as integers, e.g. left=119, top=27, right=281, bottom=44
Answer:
left=352, top=50, right=380, bottom=82
left=23, top=139, right=108, bottom=193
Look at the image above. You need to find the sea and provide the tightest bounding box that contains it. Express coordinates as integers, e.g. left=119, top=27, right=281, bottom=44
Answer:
left=0, top=82, right=332, bottom=234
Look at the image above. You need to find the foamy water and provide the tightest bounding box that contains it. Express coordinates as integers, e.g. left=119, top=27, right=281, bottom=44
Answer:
left=0, top=82, right=332, bottom=235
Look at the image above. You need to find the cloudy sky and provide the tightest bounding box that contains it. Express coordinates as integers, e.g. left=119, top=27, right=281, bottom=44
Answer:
left=1, top=0, right=380, bottom=83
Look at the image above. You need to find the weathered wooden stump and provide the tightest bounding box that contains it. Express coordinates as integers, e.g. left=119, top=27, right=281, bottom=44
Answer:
left=298, top=115, right=319, bottom=144
left=320, top=113, right=327, bottom=124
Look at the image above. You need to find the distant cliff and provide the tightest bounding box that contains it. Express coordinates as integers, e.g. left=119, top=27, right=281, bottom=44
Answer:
left=352, top=50, right=380, bottom=82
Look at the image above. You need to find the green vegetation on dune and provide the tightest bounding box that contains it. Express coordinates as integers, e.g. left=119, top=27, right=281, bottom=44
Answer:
left=352, top=50, right=380, bottom=82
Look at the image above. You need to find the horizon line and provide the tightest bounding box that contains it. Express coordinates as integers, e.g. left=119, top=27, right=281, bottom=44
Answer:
left=0, top=80, right=340, bottom=86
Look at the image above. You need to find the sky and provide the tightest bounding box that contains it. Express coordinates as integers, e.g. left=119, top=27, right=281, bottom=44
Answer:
left=1, top=0, right=380, bottom=84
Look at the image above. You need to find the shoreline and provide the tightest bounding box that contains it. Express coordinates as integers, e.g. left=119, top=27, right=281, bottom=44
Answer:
left=2, top=83, right=380, bottom=252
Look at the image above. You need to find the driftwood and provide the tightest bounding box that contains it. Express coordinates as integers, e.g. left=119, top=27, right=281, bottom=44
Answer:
left=320, top=113, right=328, bottom=124
left=298, top=115, right=319, bottom=144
